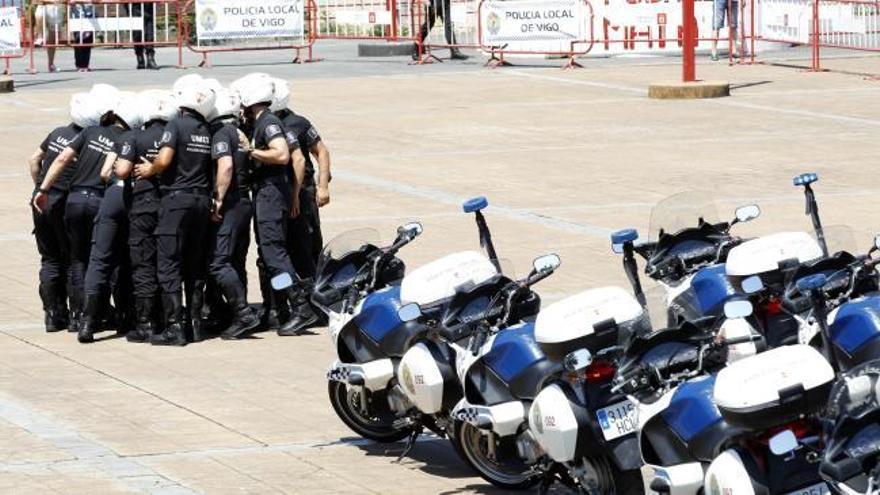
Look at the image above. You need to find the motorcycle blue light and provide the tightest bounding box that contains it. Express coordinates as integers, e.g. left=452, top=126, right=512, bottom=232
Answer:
left=793, top=172, right=819, bottom=186
left=796, top=273, right=828, bottom=293
left=462, top=196, right=489, bottom=213
left=611, top=228, right=639, bottom=245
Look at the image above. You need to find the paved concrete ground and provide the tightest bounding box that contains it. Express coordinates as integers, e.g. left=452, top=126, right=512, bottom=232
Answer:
left=1, top=43, right=879, bottom=493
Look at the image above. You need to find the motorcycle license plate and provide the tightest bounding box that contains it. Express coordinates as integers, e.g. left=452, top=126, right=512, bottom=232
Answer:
left=786, top=482, right=829, bottom=495
left=596, top=399, right=637, bottom=441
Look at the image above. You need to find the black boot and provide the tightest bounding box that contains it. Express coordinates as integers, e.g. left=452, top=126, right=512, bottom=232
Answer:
left=278, top=286, right=319, bottom=336
left=220, top=284, right=261, bottom=340
left=68, top=291, right=82, bottom=333
left=151, top=293, right=187, bottom=346
left=127, top=297, right=155, bottom=343
left=450, top=48, right=469, bottom=60
left=40, top=284, right=67, bottom=332
left=146, top=52, right=159, bottom=70
left=189, top=288, right=205, bottom=343
left=136, top=52, right=145, bottom=69
left=79, top=293, right=103, bottom=343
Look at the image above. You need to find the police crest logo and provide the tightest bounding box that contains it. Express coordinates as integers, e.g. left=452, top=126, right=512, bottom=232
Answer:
left=532, top=403, right=544, bottom=434
left=121, top=143, right=132, bottom=156
left=161, top=131, right=172, bottom=144
left=199, top=7, right=218, bottom=33
left=267, top=124, right=282, bottom=136
left=307, top=127, right=319, bottom=139
left=487, top=11, right=502, bottom=36
left=214, top=141, right=229, bottom=154
left=402, top=364, right=416, bottom=394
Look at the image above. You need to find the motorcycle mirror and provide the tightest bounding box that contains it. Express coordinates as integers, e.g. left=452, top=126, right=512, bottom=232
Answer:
left=611, top=228, right=639, bottom=255
left=270, top=273, right=294, bottom=291
left=563, top=349, right=593, bottom=372
left=397, top=303, right=422, bottom=322
left=398, top=222, right=423, bottom=238
left=734, top=204, right=761, bottom=224
left=532, top=254, right=561, bottom=274
left=724, top=299, right=753, bottom=319
left=871, top=235, right=880, bottom=254
left=741, top=275, right=764, bottom=294
left=769, top=429, right=799, bottom=456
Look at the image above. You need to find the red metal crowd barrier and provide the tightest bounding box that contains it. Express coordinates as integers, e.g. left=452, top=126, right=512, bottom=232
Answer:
left=180, top=0, right=318, bottom=67
left=0, top=0, right=28, bottom=74
left=27, top=0, right=184, bottom=73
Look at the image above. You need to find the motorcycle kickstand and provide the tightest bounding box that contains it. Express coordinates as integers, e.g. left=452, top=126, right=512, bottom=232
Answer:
left=395, top=425, right=423, bottom=463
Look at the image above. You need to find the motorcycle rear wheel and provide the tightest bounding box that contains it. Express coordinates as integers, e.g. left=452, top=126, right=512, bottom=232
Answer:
left=327, top=381, right=412, bottom=443
left=452, top=420, right=541, bottom=490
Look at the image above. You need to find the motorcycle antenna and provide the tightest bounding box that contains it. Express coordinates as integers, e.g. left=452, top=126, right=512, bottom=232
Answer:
left=463, top=197, right=502, bottom=272
left=794, top=173, right=829, bottom=257
left=611, top=229, right=648, bottom=309
left=797, top=273, right=841, bottom=372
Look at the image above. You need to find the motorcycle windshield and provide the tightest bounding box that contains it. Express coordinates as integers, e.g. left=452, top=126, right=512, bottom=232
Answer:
left=648, top=191, right=720, bottom=240
left=316, top=228, right=381, bottom=277
left=437, top=258, right=515, bottom=329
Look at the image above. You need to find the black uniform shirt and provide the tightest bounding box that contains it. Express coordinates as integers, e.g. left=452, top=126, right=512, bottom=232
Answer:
left=250, top=110, right=288, bottom=182
left=211, top=120, right=250, bottom=194
left=133, top=120, right=166, bottom=194
left=159, top=110, right=213, bottom=191
left=114, top=129, right=138, bottom=185
left=67, top=124, right=125, bottom=189
left=278, top=109, right=321, bottom=187
left=38, top=123, right=82, bottom=191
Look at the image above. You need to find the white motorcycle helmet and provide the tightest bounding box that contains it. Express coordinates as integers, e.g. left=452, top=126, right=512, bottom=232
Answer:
left=176, top=79, right=217, bottom=119
left=89, top=83, right=121, bottom=121
left=213, top=88, right=242, bottom=120
left=269, top=77, right=290, bottom=113
left=69, top=92, right=100, bottom=128
left=172, top=73, right=203, bottom=99
left=138, top=89, right=178, bottom=123
left=114, top=91, right=144, bottom=130
left=231, top=73, right=274, bottom=109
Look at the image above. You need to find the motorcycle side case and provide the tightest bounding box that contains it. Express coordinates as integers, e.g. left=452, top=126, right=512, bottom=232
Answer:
left=830, top=294, right=880, bottom=370
left=400, top=251, right=498, bottom=306
left=534, top=287, right=646, bottom=361
left=714, top=345, right=834, bottom=430
left=464, top=322, right=561, bottom=406
left=398, top=341, right=460, bottom=415
left=337, top=286, right=428, bottom=362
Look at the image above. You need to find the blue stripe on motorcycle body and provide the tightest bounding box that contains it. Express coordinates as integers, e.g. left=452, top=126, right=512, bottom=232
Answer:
left=831, top=295, right=880, bottom=355
left=355, top=286, right=404, bottom=344
left=692, top=263, right=736, bottom=315
left=662, top=375, right=722, bottom=442
left=483, top=322, right=545, bottom=384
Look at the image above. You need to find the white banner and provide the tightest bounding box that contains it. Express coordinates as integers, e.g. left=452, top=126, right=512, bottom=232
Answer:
left=0, top=6, right=21, bottom=53
left=481, top=0, right=586, bottom=44
left=196, top=0, right=304, bottom=40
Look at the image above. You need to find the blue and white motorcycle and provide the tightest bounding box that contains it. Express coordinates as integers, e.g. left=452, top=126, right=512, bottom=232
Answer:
left=322, top=197, right=517, bottom=443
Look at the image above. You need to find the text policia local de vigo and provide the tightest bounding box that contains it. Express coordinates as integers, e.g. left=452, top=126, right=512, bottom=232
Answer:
left=506, top=8, right=573, bottom=33
left=223, top=4, right=301, bottom=28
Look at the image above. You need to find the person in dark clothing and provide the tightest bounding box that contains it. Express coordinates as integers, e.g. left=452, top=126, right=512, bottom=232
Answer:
left=414, top=0, right=468, bottom=60
left=119, top=90, right=178, bottom=343
left=134, top=79, right=216, bottom=346
left=79, top=93, right=143, bottom=343
left=231, top=73, right=318, bottom=337
left=28, top=93, right=96, bottom=332
left=207, top=87, right=260, bottom=340
left=271, top=79, right=332, bottom=283
left=70, top=4, right=95, bottom=71
left=132, top=2, right=158, bottom=70
left=33, top=84, right=122, bottom=335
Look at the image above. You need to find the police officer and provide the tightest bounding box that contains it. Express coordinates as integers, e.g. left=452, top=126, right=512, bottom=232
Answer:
left=122, top=90, right=177, bottom=343
left=28, top=93, right=96, bottom=332
left=33, top=84, right=123, bottom=336
left=135, top=78, right=216, bottom=346
left=270, top=79, right=332, bottom=278
left=231, top=73, right=317, bottom=336
left=207, top=86, right=260, bottom=339
left=133, top=2, right=158, bottom=70
left=79, top=93, right=143, bottom=343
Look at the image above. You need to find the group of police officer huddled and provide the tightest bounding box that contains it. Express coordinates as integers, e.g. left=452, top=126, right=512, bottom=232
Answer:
left=30, top=73, right=332, bottom=346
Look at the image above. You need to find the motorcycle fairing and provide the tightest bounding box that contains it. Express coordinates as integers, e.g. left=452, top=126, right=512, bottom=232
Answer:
left=831, top=295, right=880, bottom=364
left=691, top=263, right=737, bottom=316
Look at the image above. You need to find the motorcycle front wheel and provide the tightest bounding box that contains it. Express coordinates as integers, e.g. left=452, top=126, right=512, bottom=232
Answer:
left=327, top=381, right=412, bottom=443
left=452, top=420, right=541, bottom=490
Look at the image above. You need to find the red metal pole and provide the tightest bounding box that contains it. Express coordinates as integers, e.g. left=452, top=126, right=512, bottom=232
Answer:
left=812, top=0, right=820, bottom=71
left=682, top=0, right=696, bottom=81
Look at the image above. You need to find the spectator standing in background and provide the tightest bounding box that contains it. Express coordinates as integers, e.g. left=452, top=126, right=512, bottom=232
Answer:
left=414, top=0, right=468, bottom=61
left=70, top=3, right=95, bottom=71
left=711, top=0, right=742, bottom=61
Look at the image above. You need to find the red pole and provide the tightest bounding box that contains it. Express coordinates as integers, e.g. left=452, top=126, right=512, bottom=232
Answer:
left=682, top=0, right=696, bottom=81
left=812, top=0, right=820, bottom=71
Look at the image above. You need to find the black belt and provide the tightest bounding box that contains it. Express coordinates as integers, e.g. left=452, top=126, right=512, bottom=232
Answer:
left=163, top=187, right=210, bottom=196
left=70, top=186, right=104, bottom=197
